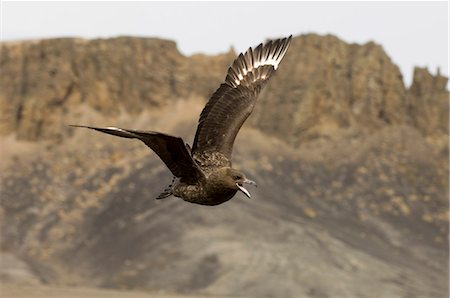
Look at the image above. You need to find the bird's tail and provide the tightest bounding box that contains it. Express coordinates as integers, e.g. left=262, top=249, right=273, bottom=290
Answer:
left=155, top=176, right=176, bottom=200
left=156, top=188, right=172, bottom=200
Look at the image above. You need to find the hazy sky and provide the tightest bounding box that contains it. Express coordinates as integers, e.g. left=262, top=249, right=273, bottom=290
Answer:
left=2, top=1, right=448, bottom=86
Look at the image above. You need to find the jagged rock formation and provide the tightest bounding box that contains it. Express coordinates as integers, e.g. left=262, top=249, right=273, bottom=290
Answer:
left=0, top=37, right=234, bottom=140
left=0, top=34, right=448, bottom=297
left=407, top=66, right=449, bottom=136
left=0, top=34, right=447, bottom=143
left=253, top=35, right=406, bottom=144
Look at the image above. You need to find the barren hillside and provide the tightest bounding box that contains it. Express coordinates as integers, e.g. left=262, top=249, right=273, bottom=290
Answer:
left=0, top=34, right=448, bottom=297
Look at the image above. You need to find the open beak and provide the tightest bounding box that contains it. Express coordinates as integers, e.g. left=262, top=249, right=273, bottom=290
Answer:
left=236, top=178, right=257, bottom=199
left=236, top=183, right=251, bottom=199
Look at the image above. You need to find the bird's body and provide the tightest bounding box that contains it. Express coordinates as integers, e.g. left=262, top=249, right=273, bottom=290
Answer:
left=72, top=36, right=292, bottom=205
left=171, top=174, right=236, bottom=206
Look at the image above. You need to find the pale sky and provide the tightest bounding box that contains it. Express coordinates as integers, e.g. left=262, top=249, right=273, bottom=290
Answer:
left=1, top=1, right=448, bottom=86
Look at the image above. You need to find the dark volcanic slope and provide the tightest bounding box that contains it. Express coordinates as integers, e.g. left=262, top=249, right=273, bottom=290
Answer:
left=0, top=34, right=448, bottom=297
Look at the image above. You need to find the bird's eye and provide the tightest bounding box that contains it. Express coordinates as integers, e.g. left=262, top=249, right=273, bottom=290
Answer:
left=234, top=175, right=241, bottom=180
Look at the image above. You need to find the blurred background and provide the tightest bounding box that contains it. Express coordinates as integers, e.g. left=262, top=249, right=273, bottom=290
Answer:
left=0, top=1, right=448, bottom=298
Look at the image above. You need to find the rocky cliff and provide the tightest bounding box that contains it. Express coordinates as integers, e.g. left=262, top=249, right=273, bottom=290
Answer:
left=0, top=34, right=448, bottom=297
left=0, top=37, right=234, bottom=140
left=1, top=34, right=447, bottom=142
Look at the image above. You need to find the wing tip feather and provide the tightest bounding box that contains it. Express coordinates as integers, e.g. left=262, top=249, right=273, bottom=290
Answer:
left=225, top=35, right=292, bottom=87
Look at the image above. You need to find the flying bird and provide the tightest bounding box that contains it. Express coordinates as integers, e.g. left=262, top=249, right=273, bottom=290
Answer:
left=71, top=36, right=292, bottom=205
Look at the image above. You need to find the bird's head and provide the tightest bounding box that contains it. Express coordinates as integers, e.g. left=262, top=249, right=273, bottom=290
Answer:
left=224, top=168, right=257, bottom=199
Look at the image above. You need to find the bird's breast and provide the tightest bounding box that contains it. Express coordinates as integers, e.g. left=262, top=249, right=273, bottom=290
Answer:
left=173, top=180, right=236, bottom=206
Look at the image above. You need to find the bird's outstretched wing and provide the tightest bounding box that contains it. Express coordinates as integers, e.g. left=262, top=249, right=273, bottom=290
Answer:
left=70, top=125, right=204, bottom=184
left=192, top=36, right=292, bottom=163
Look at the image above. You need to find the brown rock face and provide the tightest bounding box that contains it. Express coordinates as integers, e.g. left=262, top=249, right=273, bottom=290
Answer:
left=0, top=37, right=234, bottom=140
left=251, top=34, right=411, bottom=144
left=1, top=34, right=447, bottom=143
left=407, top=67, right=449, bottom=136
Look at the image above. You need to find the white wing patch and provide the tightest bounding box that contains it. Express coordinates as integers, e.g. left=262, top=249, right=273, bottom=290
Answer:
left=227, top=36, right=292, bottom=88
left=105, top=127, right=157, bottom=136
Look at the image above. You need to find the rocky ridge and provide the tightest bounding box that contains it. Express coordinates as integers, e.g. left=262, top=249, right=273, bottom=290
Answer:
left=1, top=34, right=447, bottom=143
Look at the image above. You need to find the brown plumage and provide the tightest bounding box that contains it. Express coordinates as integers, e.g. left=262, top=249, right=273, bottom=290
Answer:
left=71, top=36, right=292, bottom=205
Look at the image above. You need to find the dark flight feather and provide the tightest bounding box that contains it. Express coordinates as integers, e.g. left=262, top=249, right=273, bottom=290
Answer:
left=192, top=35, right=292, bottom=161
left=69, top=125, right=204, bottom=183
